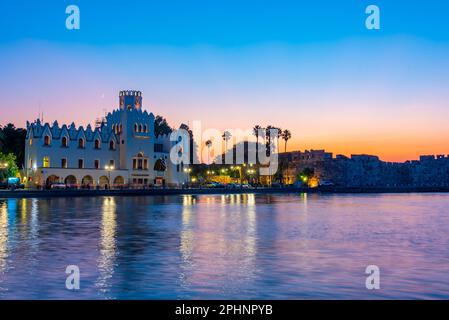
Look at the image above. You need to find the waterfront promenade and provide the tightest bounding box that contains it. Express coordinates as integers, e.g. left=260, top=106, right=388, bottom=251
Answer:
left=2, top=186, right=449, bottom=198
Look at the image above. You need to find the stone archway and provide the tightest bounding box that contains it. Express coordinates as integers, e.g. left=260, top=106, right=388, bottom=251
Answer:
left=81, top=175, right=94, bottom=188
left=46, top=175, right=59, bottom=186
left=64, top=175, right=77, bottom=186
left=113, top=176, right=125, bottom=187
left=98, top=176, right=109, bottom=189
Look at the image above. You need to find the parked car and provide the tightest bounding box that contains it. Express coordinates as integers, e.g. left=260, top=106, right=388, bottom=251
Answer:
left=319, top=181, right=335, bottom=187
left=2, top=177, right=25, bottom=190
left=50, top=183, right=67, bottom=190
left=205, top=182, right=225, bottom=188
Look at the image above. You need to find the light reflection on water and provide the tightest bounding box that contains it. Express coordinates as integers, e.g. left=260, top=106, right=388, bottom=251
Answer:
left=0, top=193, right=449, bottom=299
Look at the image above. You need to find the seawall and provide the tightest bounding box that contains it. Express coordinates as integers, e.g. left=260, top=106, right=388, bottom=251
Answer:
left=2, top=186, right=449, bottom=199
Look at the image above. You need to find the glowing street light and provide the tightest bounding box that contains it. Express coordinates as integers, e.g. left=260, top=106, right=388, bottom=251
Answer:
left=105, top=165, right=114, bottom=189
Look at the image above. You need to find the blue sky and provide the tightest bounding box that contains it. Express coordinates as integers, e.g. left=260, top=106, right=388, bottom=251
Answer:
left=1, top=1, right=449, bottom=161
left=1, top=1, right=449, bottom=45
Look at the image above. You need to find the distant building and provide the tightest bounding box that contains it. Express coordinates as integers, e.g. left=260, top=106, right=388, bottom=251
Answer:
left=281, top=150, right=449, bottom=187
left=24, top=90, right=188, bottom=188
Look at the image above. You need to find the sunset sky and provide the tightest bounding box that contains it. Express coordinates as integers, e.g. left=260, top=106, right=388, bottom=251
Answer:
left=1, top=0, right=449, bottom=162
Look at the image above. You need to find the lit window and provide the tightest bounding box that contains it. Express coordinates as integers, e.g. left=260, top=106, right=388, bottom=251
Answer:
left=44, top=135, right=51, bottom=146
left=43, top=156, right=50, bottom=168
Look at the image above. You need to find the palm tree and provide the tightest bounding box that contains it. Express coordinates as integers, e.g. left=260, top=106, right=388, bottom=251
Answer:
left=275, top=127, right=282, bottom=154
left=222, top=131, right=231, bottom=149
left=252, top=125, right=261, bottom=162
left=281, top=129, right=292, bottom=153
left=265, top=125, right=275, bottom=156
left=205, top=139, right=212, bottom=164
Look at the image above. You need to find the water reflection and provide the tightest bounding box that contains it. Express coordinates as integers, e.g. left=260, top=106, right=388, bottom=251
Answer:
left=1, top=193, right=449, bottom=299
left=180, top=195, right=195, bottom=291
left=96, top=197, right=117, bottom=296
left=178, top=194, right=258, bottom=298
left=0, top=201, right=8, bottom=273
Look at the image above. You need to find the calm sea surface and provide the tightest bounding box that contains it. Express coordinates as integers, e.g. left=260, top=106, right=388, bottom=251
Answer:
left=1, top=193, right=449, bottom=299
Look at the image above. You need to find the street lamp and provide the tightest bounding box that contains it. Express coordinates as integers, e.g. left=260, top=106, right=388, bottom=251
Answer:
left=183, top=167, right=192, bottom=185
left=105, top=165, right=114, bottom=189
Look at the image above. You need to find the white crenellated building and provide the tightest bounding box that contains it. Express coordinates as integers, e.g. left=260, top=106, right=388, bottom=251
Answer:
left=24, top=90, right=188, bottom=188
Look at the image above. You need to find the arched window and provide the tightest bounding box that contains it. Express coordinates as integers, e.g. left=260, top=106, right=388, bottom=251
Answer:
left=109, top=140, right=115, bottom=150
left=61, top=136, right=68, bottom=147
left=134, top=123, right=138, bottom=132
left=44, top=135, right=51, bottom=146
left=119, top=124, right=122, bottom=133
left=94, top=139, right=100, bottom=149
left=133, top=152, right=147, bottom=170
left=143, top=125, right=148, bottom=133
left=139, top=124, right=143, bottom=133
left=78, top=138, right=85, bottom=149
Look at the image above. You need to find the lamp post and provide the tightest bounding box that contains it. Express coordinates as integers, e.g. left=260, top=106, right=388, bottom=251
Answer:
left=184, top=167, right=192, bottom=186
left=247, top=168, right=256, bottom=185
left=0, top=162, right=8, bottom=178
left=105, top=165, right=114, bottom=189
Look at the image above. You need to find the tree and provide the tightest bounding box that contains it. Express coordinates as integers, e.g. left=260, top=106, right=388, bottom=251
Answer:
left=0, top=130, right=5, bottom=149
left=298, top=168, right=315, bottom=186
left=275, top=127, right=282, bottom=154
left=0, top=152, right=19, bottom=181
left=222, top=131, right=232, bottom=163
left=154, top=115, right=173, bottom=137
left=205, top=139, right=212, bottom=165
left=179, top=123, right=198, bottom=165
left=281, top=129, right=292, bottom=153
left=265, top=125, right=275, bottom=156
left=252, top=125, right=262, bottom=164
left=0, top=123, right=27, bottom=168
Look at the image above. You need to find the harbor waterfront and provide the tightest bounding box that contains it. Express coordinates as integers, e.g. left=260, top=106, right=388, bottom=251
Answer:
left=1, top=193, right=449, bottom=299
left=3, top=186, right=449, bottom=199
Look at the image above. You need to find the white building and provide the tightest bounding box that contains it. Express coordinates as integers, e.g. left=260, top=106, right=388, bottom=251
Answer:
left=24, top=90, right=188, bottom=188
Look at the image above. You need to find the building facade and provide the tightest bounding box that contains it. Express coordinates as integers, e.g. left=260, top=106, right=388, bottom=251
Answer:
left=24, top=90, right=188, bottom=188
left=281, top=150, right=449, bottom=187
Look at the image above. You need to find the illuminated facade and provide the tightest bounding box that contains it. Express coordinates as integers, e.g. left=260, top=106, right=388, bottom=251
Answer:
left=24, top=90, right=187, bottom=188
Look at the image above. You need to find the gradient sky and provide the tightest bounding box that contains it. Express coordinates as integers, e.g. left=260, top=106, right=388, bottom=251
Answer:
left=1, top=0, right=449, bottom=162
